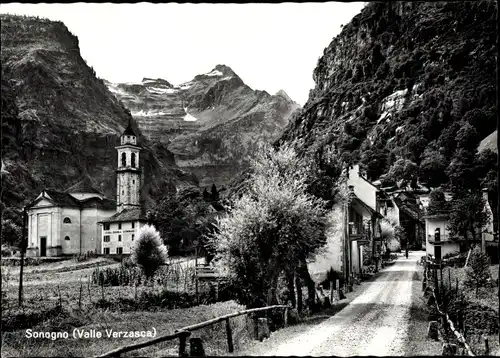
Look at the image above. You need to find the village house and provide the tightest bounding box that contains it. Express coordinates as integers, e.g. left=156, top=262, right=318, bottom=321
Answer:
left=24, top=122, right=148, bottom=257
left=419, top=189, right=497, bottom=261
left=308, top=164, right=385, bottom=284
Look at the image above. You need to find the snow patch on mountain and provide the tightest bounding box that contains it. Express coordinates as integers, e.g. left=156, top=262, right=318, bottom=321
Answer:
left=132, top=110, right=172, bottom=117
left=146, top=87, right=177, bottom=94
left=183, top=107, right=198, bottom=122
left=205, top=69, right=223, bottom=77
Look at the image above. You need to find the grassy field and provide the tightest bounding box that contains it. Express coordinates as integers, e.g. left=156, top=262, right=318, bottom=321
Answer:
left=1, top=300, right=252, bottom=357
left=1, top=256, right=251, bottom=357
left=435, top=264, right=499, bottom=355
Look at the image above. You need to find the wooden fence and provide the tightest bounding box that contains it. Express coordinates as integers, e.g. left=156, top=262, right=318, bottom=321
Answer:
left=96, top=304, right=289, bottom=357
left=423, top=262, right=475, bottom=356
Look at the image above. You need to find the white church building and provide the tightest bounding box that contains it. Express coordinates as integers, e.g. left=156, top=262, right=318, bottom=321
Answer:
left=25, top=123, right=148, bottom=257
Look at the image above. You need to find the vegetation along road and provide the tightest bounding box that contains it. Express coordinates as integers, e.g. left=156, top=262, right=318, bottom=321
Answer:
left=242, top=252, right=420, bottom=356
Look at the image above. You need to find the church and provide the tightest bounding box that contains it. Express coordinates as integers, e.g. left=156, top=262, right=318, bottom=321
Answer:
left=25, top=123, right=148, bottom=257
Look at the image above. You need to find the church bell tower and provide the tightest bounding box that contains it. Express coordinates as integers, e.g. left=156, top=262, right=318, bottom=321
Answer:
left=116, top=120, right=141, bottom=212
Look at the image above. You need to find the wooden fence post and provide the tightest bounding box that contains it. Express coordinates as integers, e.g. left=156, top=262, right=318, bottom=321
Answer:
left=225, top=318, right=234, bottom=353
left=283, top=307, right=289, bottom=327
left=178, top=330, right=191, bottom=357
left=253, top=314, right=259, bottom=340
left=484, top=335, right=490, bottom=355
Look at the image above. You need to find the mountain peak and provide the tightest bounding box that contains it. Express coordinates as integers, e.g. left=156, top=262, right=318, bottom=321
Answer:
left=213, top=64, right=237, bottom=76
left=275, top=89, right=294, bottom=103
left=142, top=78, right=172, bottom=87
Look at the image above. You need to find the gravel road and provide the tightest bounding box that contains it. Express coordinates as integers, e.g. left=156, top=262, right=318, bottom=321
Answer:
left=241, top=252, right=420, bottom=356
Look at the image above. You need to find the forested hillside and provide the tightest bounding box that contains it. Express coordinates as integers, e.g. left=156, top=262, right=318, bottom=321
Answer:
left=278, top=1, right=497, bottom=194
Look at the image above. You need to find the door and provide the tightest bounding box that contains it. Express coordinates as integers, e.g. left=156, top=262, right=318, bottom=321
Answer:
left=434, top=245, right=441, bottom=263
left=40, top=237, right=47, bottom=257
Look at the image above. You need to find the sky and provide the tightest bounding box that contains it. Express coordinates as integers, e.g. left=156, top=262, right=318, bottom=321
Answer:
left=0, top=2, right=366, bottom=106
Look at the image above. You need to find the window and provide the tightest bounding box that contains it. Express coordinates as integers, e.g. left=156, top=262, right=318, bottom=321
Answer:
left=63, top=217, right=71, bottom=224
left=132, top=234, right=134, bottom=240
left=116, top=247, right=123, bottom=254
left=104, top=248, right=110, bottom=255
left=122, top=190, right=124, bottom=195
left=131, top=153, right=136, bottom=168
left=103, top=223, right=110, bottom=230
left=132, top=222, right=135, bottom=229
left=65, top=236, right=70, bottom=241
left=132, top=180, right=135, bottom=184
left=104, top=235, right=110, bottom=242
left=121, top=152, right=126, bottom=167
left=118, top=235, right=122, bottom=242
left=118, top=223, right=122, bottom=229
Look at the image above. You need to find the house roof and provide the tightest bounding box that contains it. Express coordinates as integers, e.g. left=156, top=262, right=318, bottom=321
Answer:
left=351, top=194, right=383, bottom=218
left=65, top=175, right=103, bottom=194
left=100, top=207, right=148, bottom=223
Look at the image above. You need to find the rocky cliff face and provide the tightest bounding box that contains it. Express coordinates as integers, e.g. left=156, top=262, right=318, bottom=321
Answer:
left=1, top=14, right=197, bottom=226
left=278, top=1, right=497, bottom=189
left=107, top=65, right=300, bottom=187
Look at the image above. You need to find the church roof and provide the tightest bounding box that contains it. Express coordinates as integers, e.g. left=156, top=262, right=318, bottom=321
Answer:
left=26, top=189, right=115, bottom=210
left=43, top=190, right=81, bottom=207
left=123, top=120, right=136, bottom=136
left=65, top=175, right=103, bottom=194
left=79, top=197, right=116, bottom=210
left=100, top=207, right=148, bottom=223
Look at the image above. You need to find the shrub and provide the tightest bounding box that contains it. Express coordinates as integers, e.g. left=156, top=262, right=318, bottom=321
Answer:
left=464, top=246, right=491, bottom=297
left=131, top=224, right=168, bottom=279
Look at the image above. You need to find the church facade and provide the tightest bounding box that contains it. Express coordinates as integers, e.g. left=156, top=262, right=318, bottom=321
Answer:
left=25, top=123, right=148, bottom=257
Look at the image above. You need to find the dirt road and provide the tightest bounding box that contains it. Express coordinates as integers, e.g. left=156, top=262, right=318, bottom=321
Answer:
left=242, top=252, right=420, bottom=356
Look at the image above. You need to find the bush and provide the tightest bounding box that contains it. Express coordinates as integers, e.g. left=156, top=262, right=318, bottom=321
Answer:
left=131, top=224, right=168, bottom=278
left=464, top=246, right=491, bottom=297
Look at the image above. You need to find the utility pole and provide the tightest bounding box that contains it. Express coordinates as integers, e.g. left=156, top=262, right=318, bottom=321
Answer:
left=18, top=206, right=27, bottom=307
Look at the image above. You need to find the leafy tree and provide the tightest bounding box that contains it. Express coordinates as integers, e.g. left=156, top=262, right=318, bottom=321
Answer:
left=131, top=224, right=168, bottom=279
left=360, top=145, right=389, bottom=181
left=448, top=192, right=489, bottom=249
left=387, top=158, right=418, bottom=189
left=148, top=187, right=219, bottom=256
left=464, top=245, right=491, bottom=297
left=211, top=183, right=219, bottom=201
left=427, top=189, right=450, bottom=215
left=419, top=148, right=447, bottom=188
left=1, top=219, right=22, bottom=246
left=208, top=144, right=328, bottom=310
left=446, top=148, right=479, bottom=191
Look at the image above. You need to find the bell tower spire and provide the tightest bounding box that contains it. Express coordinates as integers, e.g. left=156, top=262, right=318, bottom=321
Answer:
left=115, top=121, right=141, bottom=212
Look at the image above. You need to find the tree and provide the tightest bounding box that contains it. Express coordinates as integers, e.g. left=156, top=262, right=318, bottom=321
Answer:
left=427, top=189, right=450, bottom=215
left=464, top=245, right=491, bottom=297
left=131, top=224, right=168, bottom=279
left=387, top=158, right=418, bottom=189
left=419, top=148, right=447, bottom=188
left=448, top=192, right=490, bottom=249
left=360, top=146, right=389, bottom=181
left=148, top=188, right=217, bottom=256
left=207, top=144, right=328, bottom=310
left=210, top=184, right=220, bottom=201
left=1, top=219, right=22, bottom=247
